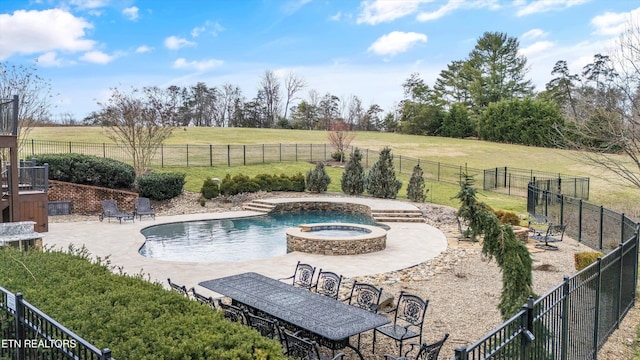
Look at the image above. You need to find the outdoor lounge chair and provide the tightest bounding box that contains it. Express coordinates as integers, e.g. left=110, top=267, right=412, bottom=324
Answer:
left=134, top=197, right=155, bottom=220
left=532, top=223, right=567, bottom=251
left=373, top=291, right=429, bottom=357
left=99, top=199, right=133, bottom=223
left=383, top=333, right=449, bottom=360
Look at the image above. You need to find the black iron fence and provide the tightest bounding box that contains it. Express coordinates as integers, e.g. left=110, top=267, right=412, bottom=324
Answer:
left=23, top=140, right=589, bottom=199
left=0, top=286, right=114, bottom=360
left=454, top=184, right=639, bottom=359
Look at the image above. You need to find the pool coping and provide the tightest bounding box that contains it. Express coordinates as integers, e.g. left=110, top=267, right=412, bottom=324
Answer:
left=44, top=196, right=448, bottom=296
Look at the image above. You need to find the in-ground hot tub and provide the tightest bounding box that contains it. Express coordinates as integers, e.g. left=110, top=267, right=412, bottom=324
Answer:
left=286, top=223, right=387, bottom=255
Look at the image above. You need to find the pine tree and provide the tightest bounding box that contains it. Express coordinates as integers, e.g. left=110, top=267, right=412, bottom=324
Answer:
left=305, top=162, right=331, bottom=193
left=366, top=147, right=402, bottom=198
left=341, top=148, right=365, bottom=195
left=407, top=164, right=427, bottom=202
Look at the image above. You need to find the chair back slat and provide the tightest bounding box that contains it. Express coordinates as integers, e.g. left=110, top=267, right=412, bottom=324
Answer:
left=314, top=269, right=342, bottom=300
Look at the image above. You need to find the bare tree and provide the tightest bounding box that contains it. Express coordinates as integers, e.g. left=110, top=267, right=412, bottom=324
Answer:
left=283, top=72, right=306, bottom=121
left=327, top=120, right=356, bottom=162
left=260, top=70, right=281, bottom=127
left=0, top=62, right=55, bottom=153
left=558, top=17, right=640, bottom=189
left=97, top=87, right=176, bottom=176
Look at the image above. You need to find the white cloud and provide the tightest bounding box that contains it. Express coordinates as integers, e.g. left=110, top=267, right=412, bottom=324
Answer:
left=516, top=0, right=591, bottom=17
left=164, top=36, right=196, bottom=50
left=37, top=52, right=64, bottom=67
left=0, top=9, right=95, bottom=60
left=368, top=31, right=427, bottom=56
left=80, top=50, right=114, bottom=64
left=69, top=0, right=108, bottom=9
left=521, top=28, right=548, bottom=40
left=173, top=58, right=224, bottom=71
left=519, top=40, right=555, bottom=57
left=122, top=7, right=139, bottom=21
left=191, top=21, right=225, bottom=38
left=591, top=8, right=640, bottom=36
left=416, top=0, right=501, bottom=22
left=329, top=11, right=342, bottom=21
left=357, top=0, right=427, bottom=25
left=135, top=45, right=153, bottom=53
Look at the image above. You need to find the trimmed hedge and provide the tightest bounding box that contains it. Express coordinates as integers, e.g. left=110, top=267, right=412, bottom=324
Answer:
left=137, top=172, right=186, bottom=200
left=219, top=173, right=305, bottom=196
left=574, top=251, right=604, bottom=271
left=0, top=247, right=285, bottom=359
left=33, top=153, right=135, bottom=189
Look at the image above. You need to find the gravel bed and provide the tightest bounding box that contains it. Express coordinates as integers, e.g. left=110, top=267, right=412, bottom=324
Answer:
left=49, top=191, right=638, bottom=358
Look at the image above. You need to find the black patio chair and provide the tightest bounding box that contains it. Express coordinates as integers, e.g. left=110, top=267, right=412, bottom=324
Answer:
left=134, top=197, right=155, bottom=220
left=244, top=310, right=284, bottom=345
left=99, top=199, right=133, bottom=223
left=281, top=327, right=345, bottom=360
left=533, top=223, right=567, bottom=251
left=278, top=261, right=316, bottom=290
left=344, top=281, right=383, bottom=313
left=373, top=291, right=429, bottom=357
left=527, top=214, right=549, bottom=235
left=190, top=287, right=216, bottom=310
left=167, top=278, right=189, bottom=297
left=313, top=269, right=343, bottom=300
left=216, top=299, right=246, bottom=324
left=383, top=333, right=449, bottom=360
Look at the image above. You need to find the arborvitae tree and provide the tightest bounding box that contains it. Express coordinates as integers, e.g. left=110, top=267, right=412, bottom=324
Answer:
left=456, top=174, right=535, bottom=319
left=341, top=149, right=365, bottom=195
left=305, top=162, right=331, bottom=193
left=366, top=147, right=402, bottom=198
left=407, top=164, right=427, bottom=202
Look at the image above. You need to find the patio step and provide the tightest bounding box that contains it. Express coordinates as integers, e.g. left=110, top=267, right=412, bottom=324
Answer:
left=242, top=200, right=276, bottom=213
left=371, top=210, right=424, bottom=223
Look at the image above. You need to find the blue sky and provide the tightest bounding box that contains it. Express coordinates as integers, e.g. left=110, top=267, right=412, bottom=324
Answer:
left=1, top=0, right=639, bottom=121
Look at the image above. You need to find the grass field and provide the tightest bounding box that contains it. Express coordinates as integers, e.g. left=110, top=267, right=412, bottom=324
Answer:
left=28, top=126, right=640, bottom=216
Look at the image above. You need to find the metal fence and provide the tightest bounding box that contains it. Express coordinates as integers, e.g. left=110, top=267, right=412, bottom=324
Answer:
left=454, top=184, right=639, bottom=359
left=23, top=140, right=588, bottom=199
left=0, top=96, right=18, bottom=136
left=0, top=286, right=114, bottom=360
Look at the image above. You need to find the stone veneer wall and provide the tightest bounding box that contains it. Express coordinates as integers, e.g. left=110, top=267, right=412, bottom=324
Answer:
left=287, top=230, right=386, bottom=255
left=271, top=201, right=372, bottom=215
left=48, top=180, right=138, bottom=214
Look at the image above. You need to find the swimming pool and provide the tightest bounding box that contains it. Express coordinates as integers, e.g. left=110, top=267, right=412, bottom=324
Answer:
left=139, top=210, right=388, bottom=262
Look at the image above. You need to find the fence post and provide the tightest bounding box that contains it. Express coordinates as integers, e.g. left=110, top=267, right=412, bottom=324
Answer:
left=14, top=292, right=24, bottom=360
left=594, top=258, right=602, bottom=354
left=227, top=145, right=230, bottom=167
left=31, top=139, right=34, bottom=157
left=103, top=143, right=106, bottom=158
left=560, top=194, right=564, bottom=225
left=561, top=276, right=570, bottom=360
left=262, top=144, right=265, bottom=163
left=324, top=143, right=327, bottom=160
left=578, top=199, right=583, bottom=242
left=100, top=349, right=112, bottom=360
left=243, top=145, right=246, bottom=165
left=520, top=297, right=535, bottom=360
left=161, top=144, right=164, bottom=168
left=437, top=162, right=440, bottom=182
left=617, top=242, right=624, bottom=329
left=310, top=144, right=313, bottom=162
left=68, top=141, right=72, bottom=153
left=279, top=143, right=282, bottom=162
left=453, top=347, right=467, bottom=360
left=295, top=144, right=298, bottom=162
left=186, top=144, right=189, bottom=167
left=209, top=144, right=213, bottom=167
left=399, top=155, right=402, bottom=173
left=599, top=206, right=604, bottom=250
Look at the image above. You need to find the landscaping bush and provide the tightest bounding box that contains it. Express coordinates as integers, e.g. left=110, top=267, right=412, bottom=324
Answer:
left=34, top=153, right=135, bottom=189
left=366, top=147, right=401, bottom=199
left=0, top=247, right=285, bottom=360
left=201, top=178, right=220, bottom=199
left=494, top=209, right=521, bottom=226
left=219, top=174, right=260, bottom=196
left=218, top=173, right=305, bottom=196
left=305, top=162, right=331, bottom=193
left=288, top=172, right=306, bottom=192
left=331, top=151, right=344, bottom=162
left=341, top=149, right=365, bottom=196
left=137, top=172, right=186, bottom=200
left=407, top=164, right=427, bottom=202
left=574, top=251, right=604, bottom=271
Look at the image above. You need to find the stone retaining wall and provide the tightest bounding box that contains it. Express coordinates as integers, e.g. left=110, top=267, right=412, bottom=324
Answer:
left=272, top=201, right=371, bottom=215
left=286, top=223, right=386, bottom=255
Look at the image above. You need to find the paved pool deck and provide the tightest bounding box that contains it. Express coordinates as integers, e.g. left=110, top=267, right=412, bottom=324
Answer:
left=44, top=197, right=447, bottom=297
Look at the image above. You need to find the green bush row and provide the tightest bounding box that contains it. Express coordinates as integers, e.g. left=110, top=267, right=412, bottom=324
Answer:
left=214, top=172, right=305, bottom=197
left=0, top=247, right=285, bottom=360
left=34, top=153, right=136, bottom=189
left=138, top=172, right=186, bottom=201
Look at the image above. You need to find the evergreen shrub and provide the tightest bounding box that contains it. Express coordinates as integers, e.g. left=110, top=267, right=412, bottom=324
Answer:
left=34, top=153, right=135, bottom=189
left=341, top=149, right=365, bottom=195
left=0, top=247, right=286, bottom=359
left=305, top=162, right=331, bottom=193
left=366, top=147, right=401, bottom=199
left=137, top=172, right=186, bottom=200
left=494, top=209, right=521, bottom=225
left=201, top=178, right=220, bottom=199
left=407, top=164, right=427, bottom=202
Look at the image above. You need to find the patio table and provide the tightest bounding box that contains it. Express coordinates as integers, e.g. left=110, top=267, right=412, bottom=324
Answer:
left=199, top=272, right=389, bottom=359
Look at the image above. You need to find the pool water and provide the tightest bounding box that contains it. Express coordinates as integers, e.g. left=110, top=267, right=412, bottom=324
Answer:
left=139, top=210, right=387, bottom=263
